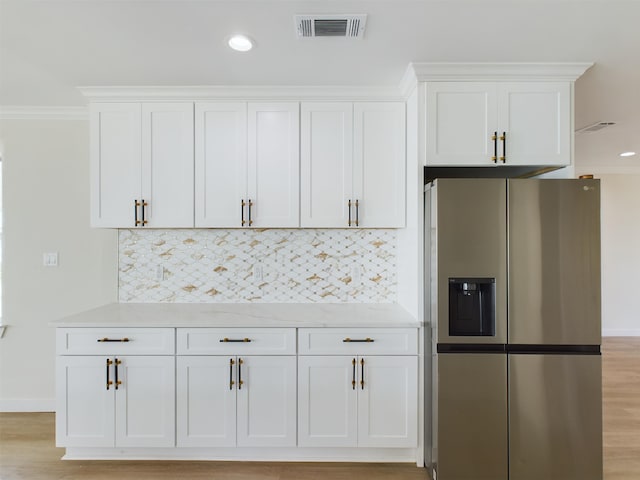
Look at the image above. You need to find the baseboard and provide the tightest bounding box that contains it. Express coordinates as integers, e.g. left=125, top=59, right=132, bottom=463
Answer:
left=62, top=446, right=419, bottom=463
left=602, top=329, right=640, bottom=337
left=0, top=398, right=55, bottom=412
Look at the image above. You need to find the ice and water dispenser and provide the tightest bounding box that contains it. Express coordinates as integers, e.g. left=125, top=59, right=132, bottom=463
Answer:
left=448, top=278, right=496, bottom=336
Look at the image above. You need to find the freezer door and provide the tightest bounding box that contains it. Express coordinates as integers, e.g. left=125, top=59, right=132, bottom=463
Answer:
left=508, top=179, right=601, bottom=345
left=437, top=178, right=507, bottom=344
left=436, top=353, right=508, bottom=480
left=509, top=354, right=603, bottom=480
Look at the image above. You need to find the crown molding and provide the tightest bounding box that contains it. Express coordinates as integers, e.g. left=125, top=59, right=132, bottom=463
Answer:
left=408, top=62, right=594, bottom=82
left=77, top=85, right=405, bottom=102
left=0, top=106, right=88, bottom=120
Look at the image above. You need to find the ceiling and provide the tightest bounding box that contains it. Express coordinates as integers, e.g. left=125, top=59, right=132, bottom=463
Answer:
left=1, top=0, right=639, bottom=169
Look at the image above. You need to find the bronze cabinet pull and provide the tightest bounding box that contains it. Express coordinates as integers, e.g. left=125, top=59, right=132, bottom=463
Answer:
left=500, top=132, right=506, bottom=163
left=247, top=199, right=253, bottom=226
left=351, top=358, right=356, bottom=390
left=97, top=337, right=130, bottom=343
left=141, top=199, right=148, bottom=226
left=134, top=200, right=141, bottom=226
left=355, top=199, right=359, bottom=227
left=360, top=358, right=365, bottom=390
left=114, top=358, right=122, bottom=390
left=106, top=359, right=113, bottom=390
left=241, top=199, right=246, bottom=226
left=491, top=132, right=498, bottom=163
left=348, top=199, right=352, bottom=226
left=219, top=338, right=251, bottom=343
left=342, top=337, right=374, bottom=343
left=229, top=358, right=235, bottom=390
left=238, top=358, right=244, bottom=390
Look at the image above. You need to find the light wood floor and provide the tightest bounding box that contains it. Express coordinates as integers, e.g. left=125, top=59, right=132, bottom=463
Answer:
left=602, top=337, right=640, bottom=480
left=1, top=337, right=639, bottom=480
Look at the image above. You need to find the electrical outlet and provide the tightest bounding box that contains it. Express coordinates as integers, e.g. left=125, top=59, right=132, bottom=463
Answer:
left=156, top=265, right=164, bottom=281
left=253, top=264, right=264, bottom=282
left=351, top=265, right=361, bottom=284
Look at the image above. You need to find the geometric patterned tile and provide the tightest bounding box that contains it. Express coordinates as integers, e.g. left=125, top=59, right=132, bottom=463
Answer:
left=119, top=229, right=397, bottom=303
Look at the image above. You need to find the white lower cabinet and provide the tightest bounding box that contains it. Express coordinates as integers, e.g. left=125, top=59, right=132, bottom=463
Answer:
left=56, top=355, right=175, bottom=448
left=56, top=356, right=115, bottom=447
left=298, top=355, right=418, bottom=448
left=56, top=325, right=418, bottom=459
left=177, top=355, right=297, bottom=447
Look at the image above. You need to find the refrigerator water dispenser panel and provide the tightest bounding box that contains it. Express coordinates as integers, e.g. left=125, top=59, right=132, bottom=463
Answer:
left=449, top=278, right=496, bottom=336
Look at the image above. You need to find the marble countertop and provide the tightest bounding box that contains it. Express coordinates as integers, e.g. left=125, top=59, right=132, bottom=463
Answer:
left=51, top=303, right=421, bottom=328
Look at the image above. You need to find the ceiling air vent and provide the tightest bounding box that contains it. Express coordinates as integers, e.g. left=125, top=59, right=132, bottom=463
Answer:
left=575, top=121, right=616, bottom=134
left=295, top=15, right=367, bottom=38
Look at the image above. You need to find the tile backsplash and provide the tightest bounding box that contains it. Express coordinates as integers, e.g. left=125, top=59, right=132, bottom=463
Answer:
left=119, top=229, right=397, bottom=303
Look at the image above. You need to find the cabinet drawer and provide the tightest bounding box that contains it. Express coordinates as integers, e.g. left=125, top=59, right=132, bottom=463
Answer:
left=298, top=328, right=417, bottom=355
left=56, top=328, right=175, bottom=355
left=177, top=328, right=296, bottom=355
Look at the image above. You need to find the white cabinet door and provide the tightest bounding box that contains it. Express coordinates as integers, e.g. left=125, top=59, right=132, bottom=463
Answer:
left=426, top=82, right=498, bottom=166
left=248, top=103, right=300, bottom=227
left=358, top=356, right=418, bottom=448
left=497, top=82, right=571, bottom=166
left=236, top=356, right=297, bottom=447
left=300, top=102, right=353, bottom=228
left=56, top=356, right=115, bottom=447
left=354, top=102, right=406, bottom=227
left=114, top=356, right=175, bottom=448
left=176, top=356, right=236, bottom=447
left=298, top=356, right=357, bottom=447
left=90, top=102, right=194, bottom=228
left=90, top=103, right=142, bottom=227
left=195, top=103, right=248, bottom=227
left=141, top=103, right=194, bottom=227
left=298, top=355, right=418, bottom=448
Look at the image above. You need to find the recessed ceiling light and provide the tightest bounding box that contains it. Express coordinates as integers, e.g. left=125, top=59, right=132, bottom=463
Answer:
left=619, top=151, right=636, bottom=157
left=227, top=34, right=254, bottom=52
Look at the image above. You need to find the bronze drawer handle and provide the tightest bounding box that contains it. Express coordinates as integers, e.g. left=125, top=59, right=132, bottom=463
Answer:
left=343, top=338, right=374, bottom=343
left=97, top=337, right=130, bottom=343
left=220, top=338, right=252, bottom=343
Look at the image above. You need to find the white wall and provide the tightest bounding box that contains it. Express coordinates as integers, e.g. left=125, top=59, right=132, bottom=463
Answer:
left=0, top=118, right=117, bottom=411
left=592, top=173, right=640, bottom=336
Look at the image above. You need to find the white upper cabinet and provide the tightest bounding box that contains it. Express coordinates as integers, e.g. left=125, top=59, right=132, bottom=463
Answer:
left=426, top=82, right=570, bottom=167
left=141, top=103, right=195, bottom=227
left=300, top=103, right=353, bottom=227
left=196, top=102, right=300, bottom=228
left=195, top=103, right=248, bottom=228
left=301, top=102, right=406, bottom=228
left=354, top=102, right=406, bottom=227
left=90, top=102, right=194, bottom=228
left=496, top=83, right=571, bottom=166
left=90, top=103, right=142, bottom=228
left=248, top=103, right=300, bottom=228
left=92, top=99, right=405, bottom=229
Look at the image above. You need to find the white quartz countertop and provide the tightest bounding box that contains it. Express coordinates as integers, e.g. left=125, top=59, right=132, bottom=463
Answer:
left=50, top=303, right=420, bottom=328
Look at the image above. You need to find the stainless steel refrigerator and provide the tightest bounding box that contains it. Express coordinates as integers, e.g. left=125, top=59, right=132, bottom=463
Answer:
left=425, top=178, right=602, bottom=480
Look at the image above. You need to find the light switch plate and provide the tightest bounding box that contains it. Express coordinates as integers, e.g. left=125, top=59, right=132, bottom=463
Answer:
left=43, top=252, right=58, bottom=267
